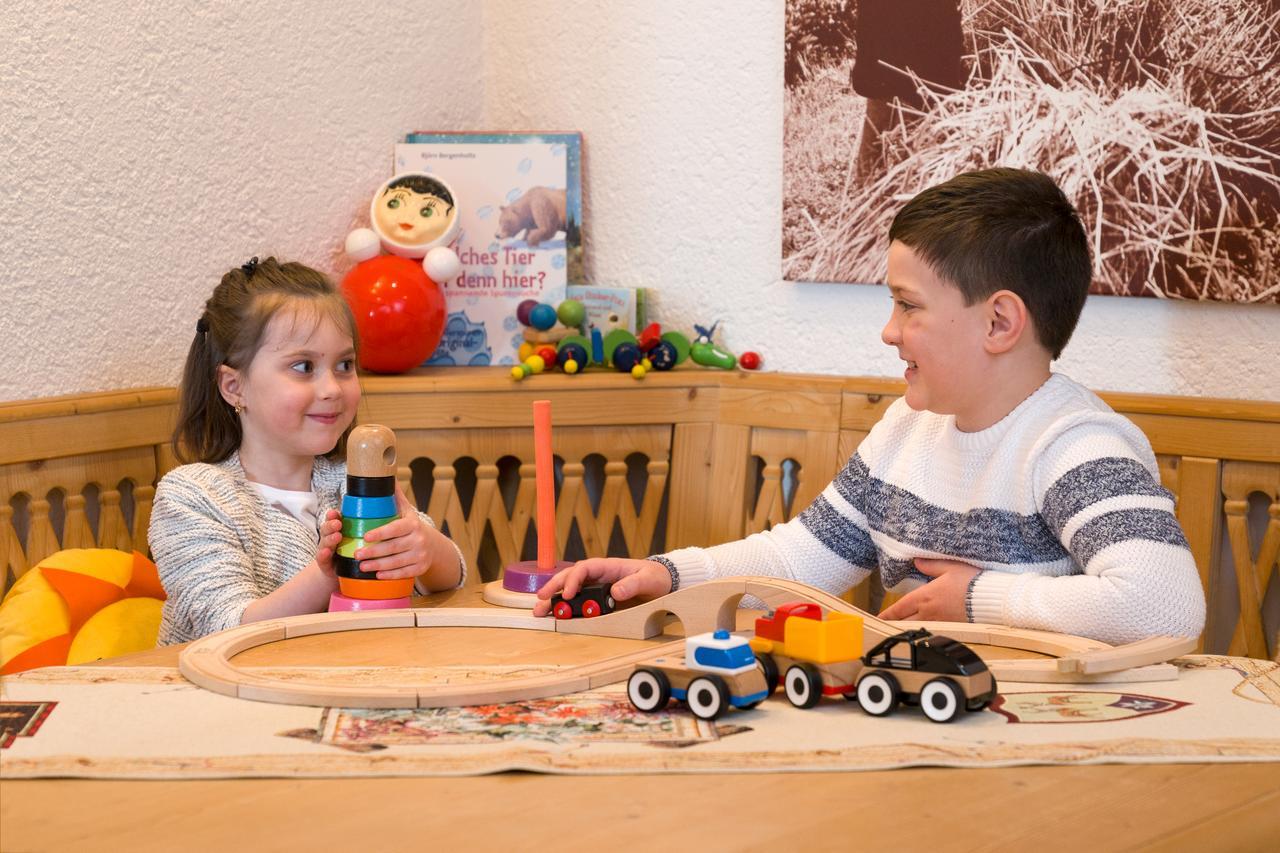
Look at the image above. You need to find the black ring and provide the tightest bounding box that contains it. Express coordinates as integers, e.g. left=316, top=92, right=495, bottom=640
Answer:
left=346, top=475, right=396, bottom=497
left=334, top=554, right=379, bottom=580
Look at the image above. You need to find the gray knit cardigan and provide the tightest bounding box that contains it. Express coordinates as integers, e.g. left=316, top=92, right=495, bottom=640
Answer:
left=149, top=452, right=463, bottom=645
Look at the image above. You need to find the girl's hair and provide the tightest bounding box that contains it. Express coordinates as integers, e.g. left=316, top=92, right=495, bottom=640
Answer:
left=172, top=257, right=359, bottom=464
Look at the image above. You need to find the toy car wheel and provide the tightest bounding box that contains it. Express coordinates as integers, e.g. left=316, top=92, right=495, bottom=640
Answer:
left=552, top=601, right=574, bottom=620
left=627, top=667, right=671, bottom=713
left=582, top=599, right=601, bottom=618
left=604, top=594, right=616, bottom=612
left=755, top=653, right=779, bottom=698
left=784, top=663, right=824, bottom=710
left=856, top=671, right=899, bottom=716
left=685, top=674, right=730, bottom=720
left=920, top=677, right=963, bottom=723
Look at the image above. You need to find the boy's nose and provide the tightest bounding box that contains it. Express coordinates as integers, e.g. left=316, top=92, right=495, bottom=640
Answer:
left=881, top=314, right=900, bottom=346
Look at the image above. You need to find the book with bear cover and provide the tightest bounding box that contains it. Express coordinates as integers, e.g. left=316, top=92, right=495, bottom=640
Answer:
left=397, top=132, right=584, bottom=366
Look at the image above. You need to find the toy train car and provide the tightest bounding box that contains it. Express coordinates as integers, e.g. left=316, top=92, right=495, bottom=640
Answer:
left=627, top=629, right=774, bottom=721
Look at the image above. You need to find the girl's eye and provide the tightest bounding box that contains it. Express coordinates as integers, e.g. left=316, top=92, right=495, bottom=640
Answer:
left=291, top=361, right=314, bottom=374
left=337, top=359, right=355, bottom=373
left=387, top=198, right=400, bottom=209
left=420, top=206, right=434, bottom=218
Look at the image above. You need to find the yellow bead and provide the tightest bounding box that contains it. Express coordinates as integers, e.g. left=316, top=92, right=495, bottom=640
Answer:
left=631, top=364, right=646, bottom=379
left=510, top=366, right=526, bottom=381
left=518, top=342, right=534, bottom=361
left=564, top=359, right=579, bottom=374
left=527, top=354, right=546, bottom=374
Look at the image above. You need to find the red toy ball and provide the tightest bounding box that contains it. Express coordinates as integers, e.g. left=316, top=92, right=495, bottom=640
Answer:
left=341, top=255, right=446, bottom=374
left=739, top=351, right=763, bottom=371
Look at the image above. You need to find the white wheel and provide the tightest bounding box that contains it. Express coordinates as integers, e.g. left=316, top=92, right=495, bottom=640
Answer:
left=920, top=677, right=962, bottom=723
left=606, top=595, right=616, bottom=611
left=685, top=675, right=729, bottom=720
left=784, top=664, right=823, bottom=709
left=856, top=671, right=899, bottom=716
left=627, top=668, right=670, bottom=713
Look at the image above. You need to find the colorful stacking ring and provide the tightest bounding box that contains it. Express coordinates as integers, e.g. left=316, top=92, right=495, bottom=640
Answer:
left=346, top=475, right=396, bottom=497
left=341, top=494, right=397, bottom=519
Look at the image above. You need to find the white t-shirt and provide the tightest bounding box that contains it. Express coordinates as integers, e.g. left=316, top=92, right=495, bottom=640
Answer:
left=248, top=481, right=320, bottom=534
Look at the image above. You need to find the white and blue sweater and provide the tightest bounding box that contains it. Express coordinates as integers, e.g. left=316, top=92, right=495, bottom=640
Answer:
left=666, top=373, right=1205, bottom=645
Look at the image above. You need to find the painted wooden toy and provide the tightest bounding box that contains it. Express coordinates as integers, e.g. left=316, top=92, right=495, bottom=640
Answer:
left=750, top=602, right=865, bottom=708
left=627, top=629, right=774, bottom=720
left=854, top=629, right=998, bottom=723
left=549, top=583, right=616, bottom=619
left=330, top=424, right=414, bottom=612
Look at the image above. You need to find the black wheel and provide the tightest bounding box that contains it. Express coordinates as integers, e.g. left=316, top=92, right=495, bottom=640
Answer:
left=784, top=663, right=825, bottom=710
left=755, top=653, right=779, bottom=698
left=920, top=677, right=963, bottom=723
left=856, top=670, right=899, bottom=716
left=685, top=674, right=730, bottom=720
left=627, top=667, right=671, bottom=713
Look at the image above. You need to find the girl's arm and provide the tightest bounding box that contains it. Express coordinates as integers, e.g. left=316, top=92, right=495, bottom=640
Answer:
left=348, top=486, right=466, bottom=592
left=240, top=509, right=343, bottom=623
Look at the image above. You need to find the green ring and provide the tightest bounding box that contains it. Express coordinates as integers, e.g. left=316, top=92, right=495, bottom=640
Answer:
left=341, top=515, right=396, bottom=538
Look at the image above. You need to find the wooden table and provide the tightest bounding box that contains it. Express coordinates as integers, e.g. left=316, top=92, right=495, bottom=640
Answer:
left=3, top=589, right=1278, bottom=852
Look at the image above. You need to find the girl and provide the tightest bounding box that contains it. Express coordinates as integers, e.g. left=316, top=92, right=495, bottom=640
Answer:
left=150, top=256, right=464, bottom=644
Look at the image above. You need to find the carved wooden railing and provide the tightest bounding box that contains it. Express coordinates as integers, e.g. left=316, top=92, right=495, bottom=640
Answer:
left=2, top=369, right=1277, bottom=657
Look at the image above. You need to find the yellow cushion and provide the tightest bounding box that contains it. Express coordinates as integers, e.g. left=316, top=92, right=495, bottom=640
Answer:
left=0, top=549, right=165, bottom=674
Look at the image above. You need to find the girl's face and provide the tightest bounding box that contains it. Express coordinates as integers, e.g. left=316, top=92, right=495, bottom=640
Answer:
left=221, top=305, right=360, bottom=474
left=374, top=186, right=455, bottom=246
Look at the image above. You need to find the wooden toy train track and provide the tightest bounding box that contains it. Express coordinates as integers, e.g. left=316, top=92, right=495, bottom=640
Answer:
left=179, top=577, right=1197, bottom=708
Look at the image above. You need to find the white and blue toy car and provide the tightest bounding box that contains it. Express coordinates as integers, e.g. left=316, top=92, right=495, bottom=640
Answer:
left=627, top=629, right=774, bottom=720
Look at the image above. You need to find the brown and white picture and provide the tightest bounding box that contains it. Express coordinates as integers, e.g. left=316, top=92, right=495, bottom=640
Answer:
left=783, top=0, right=1280, bottom=302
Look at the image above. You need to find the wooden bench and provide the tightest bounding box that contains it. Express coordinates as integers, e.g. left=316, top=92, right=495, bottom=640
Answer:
left=3, top=368, right=1277, bottom=658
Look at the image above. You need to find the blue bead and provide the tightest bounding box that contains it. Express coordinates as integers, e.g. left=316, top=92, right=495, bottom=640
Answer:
left=713, top=629, right=730, bottom=640
left=529, top=303, right=557, bottom=331
left=341, top=494, right=397, bottom=518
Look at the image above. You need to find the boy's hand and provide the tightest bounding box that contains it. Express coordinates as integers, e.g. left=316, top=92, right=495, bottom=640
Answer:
left=532, top=558, right=673, bottom=617
left=315, top=509, right=344, bottom=577
left=878, top=558, right=979, bottom=623
left=354, top=486, right=446, bottom=580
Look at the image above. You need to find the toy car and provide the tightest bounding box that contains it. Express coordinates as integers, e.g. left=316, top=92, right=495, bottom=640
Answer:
left=750, top=602, right=865, bottom=708
left=627, top=629, right=774, bottom=720
left=549, top=582, right=616, bottom=619
left=854, top=629, right=998, bottom=723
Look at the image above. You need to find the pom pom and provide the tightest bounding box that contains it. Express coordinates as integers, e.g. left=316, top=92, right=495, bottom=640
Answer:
left=345, top=228, right=381, bottom=262
left=423, top=246, right=462, bottom=282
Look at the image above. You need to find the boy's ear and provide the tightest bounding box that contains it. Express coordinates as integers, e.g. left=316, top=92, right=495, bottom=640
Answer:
left=217, top=364, right=243, bottom=407
left=983, top=290, right=1030, bottom=355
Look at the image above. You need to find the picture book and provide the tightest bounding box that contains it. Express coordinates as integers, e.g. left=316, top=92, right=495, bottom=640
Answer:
left=396, top=131, right=584, bottom=366
left=565, top=284, right=647, bottom=333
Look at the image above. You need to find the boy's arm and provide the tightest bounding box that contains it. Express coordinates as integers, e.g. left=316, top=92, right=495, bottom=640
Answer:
left=662, top=452, right=879, bottom=599
left=967, top=420, right=1206, bottom=645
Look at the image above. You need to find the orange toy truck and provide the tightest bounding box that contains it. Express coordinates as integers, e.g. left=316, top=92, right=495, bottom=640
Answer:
left=749, top=603, right=865, bottom=708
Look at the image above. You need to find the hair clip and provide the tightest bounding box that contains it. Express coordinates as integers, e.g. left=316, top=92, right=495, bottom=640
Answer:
left=241, top=256, right=260, bottom=276
left=196, top=317, right=210, bottom=333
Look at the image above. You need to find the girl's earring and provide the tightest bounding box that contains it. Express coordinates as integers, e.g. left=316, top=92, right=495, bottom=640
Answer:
left=234, top=402, right=244, bottom=416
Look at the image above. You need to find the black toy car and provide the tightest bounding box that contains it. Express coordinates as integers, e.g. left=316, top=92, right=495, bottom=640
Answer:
left=550, top=583, right=616, bottom=619
left=854, top=629, right=998, bottom=723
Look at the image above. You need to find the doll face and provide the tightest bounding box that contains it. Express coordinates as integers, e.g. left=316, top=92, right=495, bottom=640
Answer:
left=374, top=185, right=456, bottom=247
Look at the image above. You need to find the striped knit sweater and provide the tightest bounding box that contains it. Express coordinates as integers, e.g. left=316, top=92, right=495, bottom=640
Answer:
left=150, top=453, right=464, bottom=645
left=666, top=373, right=1205, bottom=645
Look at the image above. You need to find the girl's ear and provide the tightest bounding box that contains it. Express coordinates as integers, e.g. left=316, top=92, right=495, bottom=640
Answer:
left=217, top=364, right=243, bottom=408
left=984, top=290, right=1030, bottom=355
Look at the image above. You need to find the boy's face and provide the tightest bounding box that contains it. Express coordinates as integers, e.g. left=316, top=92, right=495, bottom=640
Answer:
left=881, top=241, right=992, bottom=426
left=374, top=186, right=456, bottom=246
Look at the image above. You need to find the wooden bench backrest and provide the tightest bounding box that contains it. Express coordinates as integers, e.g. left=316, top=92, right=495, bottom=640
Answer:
left=3, top=370, right=1277, bottom=657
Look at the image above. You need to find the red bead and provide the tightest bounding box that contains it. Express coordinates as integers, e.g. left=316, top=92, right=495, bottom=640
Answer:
left=536, top=345, right=558, bottom=365
left=739, top=351, right=762, bottom=370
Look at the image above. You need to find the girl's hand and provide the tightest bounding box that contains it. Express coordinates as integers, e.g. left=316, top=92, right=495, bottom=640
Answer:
left=315, top=509, right=344, bottom=576
left=532, top=557, right=673, bottom=617
left=355, top=486, right=446, bottom=580
left=878, top=558, right=979, bottom=622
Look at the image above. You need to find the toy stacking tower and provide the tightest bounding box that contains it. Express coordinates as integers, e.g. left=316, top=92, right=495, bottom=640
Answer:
left=484, top=400, right=571, bottom=607
left=329, top=424, right=416, bottom=612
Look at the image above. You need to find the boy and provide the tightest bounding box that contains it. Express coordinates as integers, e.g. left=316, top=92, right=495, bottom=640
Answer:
left=534, top=169, right=1205, bottom=645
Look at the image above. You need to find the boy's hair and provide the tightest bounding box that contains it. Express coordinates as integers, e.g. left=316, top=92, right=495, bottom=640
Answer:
left=383, top=175, right=455, bottom=211
left=173, top=257, right=359, bottom=464
left=888, top=168, right=1092, bottom=359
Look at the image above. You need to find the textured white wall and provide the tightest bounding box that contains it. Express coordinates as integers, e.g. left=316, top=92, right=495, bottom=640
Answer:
left=3, top=0, right=1277, bottom=402
left=483, top=0, right=1280, bottom=402
left=0, top=0, right=484, bottom=401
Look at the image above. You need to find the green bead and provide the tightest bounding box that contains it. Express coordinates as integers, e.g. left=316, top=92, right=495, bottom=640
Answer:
left=341, top=515, right=396, bottom=538
left=557, top=299, right=586, bottom=327
left=337, top=536, right=364, bottom=558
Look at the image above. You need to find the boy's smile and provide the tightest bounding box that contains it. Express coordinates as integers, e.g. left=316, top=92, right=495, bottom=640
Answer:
left=882, top=241, right=993, bottom=429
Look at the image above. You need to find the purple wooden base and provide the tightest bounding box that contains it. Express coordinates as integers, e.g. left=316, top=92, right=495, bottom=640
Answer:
left=502, top=559, right=571, bottom=593
left=328, top=593, right=413, bottom=612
